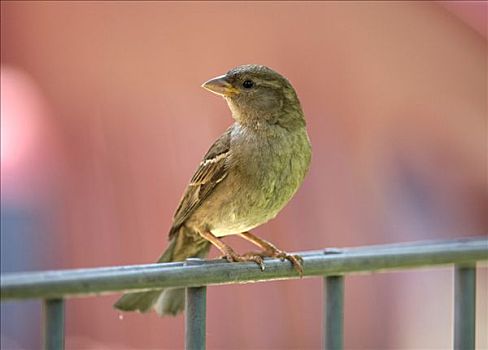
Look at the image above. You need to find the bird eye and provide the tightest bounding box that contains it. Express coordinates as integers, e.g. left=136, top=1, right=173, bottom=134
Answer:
left=242, top=80, right=254, bottom=89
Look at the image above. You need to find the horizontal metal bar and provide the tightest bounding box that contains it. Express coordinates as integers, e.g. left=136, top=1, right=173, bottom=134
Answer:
left=43, top=298, right=65, bottom=350
left=453, top=264, right=476, bottom=350
left=1, top=237, right=486, bottom=300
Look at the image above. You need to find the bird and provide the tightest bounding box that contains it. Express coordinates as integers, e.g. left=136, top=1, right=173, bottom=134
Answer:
left=114, top=64, right=312, bottom=316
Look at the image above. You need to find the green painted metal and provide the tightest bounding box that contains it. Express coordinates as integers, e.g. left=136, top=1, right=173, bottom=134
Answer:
left=1, top=238, right=486, bottom=300
left=185, top=259, right=207, bottom=350
left=43, top=299, right=65, bottom=350
left=324, top=275, right=344, bottom=350
left=454, top=264, right=476, bottom=350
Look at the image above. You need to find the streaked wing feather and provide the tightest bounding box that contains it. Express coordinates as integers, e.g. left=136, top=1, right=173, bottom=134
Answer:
left=168, top=127, right=232, bottom=238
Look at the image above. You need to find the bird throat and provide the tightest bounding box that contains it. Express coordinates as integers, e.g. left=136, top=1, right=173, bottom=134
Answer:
left=225, top=97, right=281, bottom=130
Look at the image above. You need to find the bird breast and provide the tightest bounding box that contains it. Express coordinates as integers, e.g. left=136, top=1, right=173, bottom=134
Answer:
left=198, top=123, right=311, bottom=237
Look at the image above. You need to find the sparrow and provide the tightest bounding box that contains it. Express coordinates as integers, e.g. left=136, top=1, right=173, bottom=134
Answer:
left=114, top=64, right=312, bottom=316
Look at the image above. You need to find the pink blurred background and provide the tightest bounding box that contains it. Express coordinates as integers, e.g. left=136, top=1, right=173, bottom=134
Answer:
left=1, top=1, right=486, bottom=349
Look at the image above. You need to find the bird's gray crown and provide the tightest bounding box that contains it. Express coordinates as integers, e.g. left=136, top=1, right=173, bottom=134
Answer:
left=226, top=64, right=290, bottom=87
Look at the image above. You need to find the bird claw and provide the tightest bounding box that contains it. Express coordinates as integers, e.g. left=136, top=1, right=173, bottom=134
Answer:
left=242, top=249, right=304, bottom=276
left=220, top=252, right=266, bottom=271
left=218, top=247, right=302, bottom=275
left=267, top=250, right=303, bottom=276
left=282, top=253, right=304, bottom=277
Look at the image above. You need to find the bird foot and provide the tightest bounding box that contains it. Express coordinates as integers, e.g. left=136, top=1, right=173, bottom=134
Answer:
left=242, top=249, right=304, bottom=276
left=274, top=251, right=304, bottom=276
left=220, top=249, right=265, bottom=271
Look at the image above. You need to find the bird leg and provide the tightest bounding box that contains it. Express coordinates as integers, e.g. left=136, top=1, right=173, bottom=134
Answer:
left=198, top=231, right=265, bottom=270
left=238, top=231, right=304, bottom=276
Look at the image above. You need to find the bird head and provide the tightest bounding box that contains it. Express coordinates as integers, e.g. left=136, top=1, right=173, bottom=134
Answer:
left=202, top=64, right=305, bottom=129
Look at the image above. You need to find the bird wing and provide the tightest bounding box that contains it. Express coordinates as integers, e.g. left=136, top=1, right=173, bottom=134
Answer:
left=168, top=126, right=232, bottom=238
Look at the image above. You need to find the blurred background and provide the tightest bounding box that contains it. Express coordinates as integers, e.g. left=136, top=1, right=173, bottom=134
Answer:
left=1, top=1, right=487, bottom=349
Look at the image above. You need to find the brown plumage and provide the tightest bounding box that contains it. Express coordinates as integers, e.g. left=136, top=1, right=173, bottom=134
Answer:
left=114, top=64, right=311, bottom=316
left=169, top=128, right=231, bottom=239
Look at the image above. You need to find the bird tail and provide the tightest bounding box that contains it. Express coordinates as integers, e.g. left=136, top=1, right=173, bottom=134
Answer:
left=113, top=227, right=211, bottom=316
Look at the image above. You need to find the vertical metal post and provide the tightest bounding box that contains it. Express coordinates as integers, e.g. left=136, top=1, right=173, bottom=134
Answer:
left=43, top=298, right=65, bottom=350
left=185, top=258, right=206, bottom=350
left=324, top=275, right=344, bottom=350
left=454, top=264, right=476, bottom=350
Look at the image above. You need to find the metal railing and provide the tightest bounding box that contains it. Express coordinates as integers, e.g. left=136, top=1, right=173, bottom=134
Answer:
left=1, top=237, right=487, bottom=350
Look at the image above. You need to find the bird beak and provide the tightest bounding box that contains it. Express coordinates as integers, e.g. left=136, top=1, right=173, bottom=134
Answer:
left=201, top=75, right=239, bottom=97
